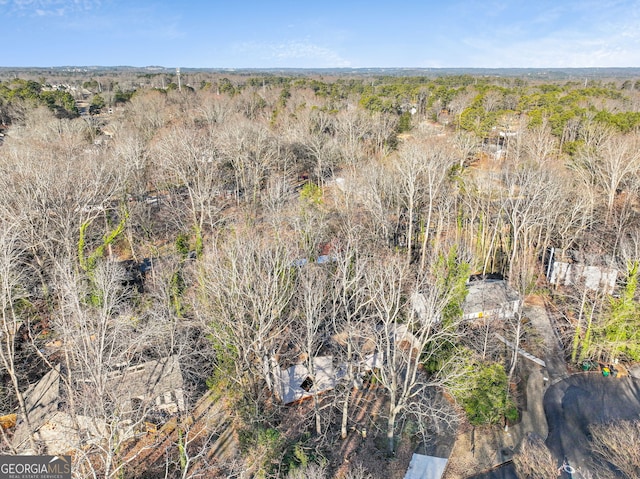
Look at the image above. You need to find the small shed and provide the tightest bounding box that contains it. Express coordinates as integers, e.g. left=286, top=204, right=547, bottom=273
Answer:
left=403, top=453, right=448, bottom=479
left=462, top=279, right=520, bottom=321
left=389, top=323, right=422, bottom=354
left=362, top=351, right=382, bottom=372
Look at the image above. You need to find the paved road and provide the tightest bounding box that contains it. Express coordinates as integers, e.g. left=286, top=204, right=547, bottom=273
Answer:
left=544, top=374, right=640, bottom=477
left=464, top=304, right=640, bottom=479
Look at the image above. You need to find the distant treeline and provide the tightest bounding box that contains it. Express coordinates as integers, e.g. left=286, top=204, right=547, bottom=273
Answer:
left=3, top=70, right=640, bottom=142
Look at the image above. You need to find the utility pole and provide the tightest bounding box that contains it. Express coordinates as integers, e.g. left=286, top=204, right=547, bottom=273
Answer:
left=177, top=67, right=182, bottom=92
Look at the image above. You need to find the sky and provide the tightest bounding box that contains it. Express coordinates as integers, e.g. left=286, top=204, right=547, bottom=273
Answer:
left=1, top=0, right=640, bottom=68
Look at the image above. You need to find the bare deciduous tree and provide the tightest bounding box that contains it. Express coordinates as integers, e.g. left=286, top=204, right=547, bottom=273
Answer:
left=154, top=123, right=225, bottom=252
left=329, top=231, right=374, bottom=440
left=294, top=264, right=330, bottom=436
left=219, top=119, right=280, bottom=206
left=589, top=419, right=640, bottom=479
left=366, top=254, right=463, bottom=453
left=499, top=160, right=563, bottom=280
left=0, top=220, right=36, bottom=452
left=513, top=433, right=559, bottom=479
left=49, top=260, right=165, bottom=479
left=198, top=230, right=295, bottom=394
left=574, top=129, right=640, bottom=220
left=452, top=130, right=478, bottom=169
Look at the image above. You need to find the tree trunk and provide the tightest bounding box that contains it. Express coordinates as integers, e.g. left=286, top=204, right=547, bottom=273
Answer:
left=508, top=318, right=521, bottom=384
left=341, top=358, right=353, bottom=440
left=387, top=403, right=397, bottom=454
left=262, top=352, right=272, bottom=392
left=313, top=392, right=322, bottom=436
left=6, top=366, right=37, bottom=452
left=419, top=197, right=434, bottom=271
left=508, top=226, right=520, bottom=281
left=341, top=387, right=351, bottom=439
left=406, top=197, right=414, bottom=263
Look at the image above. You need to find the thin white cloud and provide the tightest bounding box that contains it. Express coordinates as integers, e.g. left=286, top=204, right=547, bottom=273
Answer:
left=5, top=0, right=99, bottom=16
left=234, top=40, right=351, bottom=67
left=463, top=31, right=640, bottom=68
left=452, top=0, right=640, bottom=67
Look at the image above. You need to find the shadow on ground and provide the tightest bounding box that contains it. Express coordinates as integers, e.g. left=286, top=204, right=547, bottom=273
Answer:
left=466, top=462, right=518, bottom=479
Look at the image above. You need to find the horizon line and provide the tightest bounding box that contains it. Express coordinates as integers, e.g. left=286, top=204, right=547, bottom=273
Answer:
left=2, top=65, right=640, bottom=71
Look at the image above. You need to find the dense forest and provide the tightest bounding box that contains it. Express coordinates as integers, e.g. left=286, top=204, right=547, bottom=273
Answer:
left=1, top=70, right=640, bottom=478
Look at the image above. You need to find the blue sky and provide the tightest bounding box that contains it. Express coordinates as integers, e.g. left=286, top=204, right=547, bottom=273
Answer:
left=2, top=0, right=639, bottom=68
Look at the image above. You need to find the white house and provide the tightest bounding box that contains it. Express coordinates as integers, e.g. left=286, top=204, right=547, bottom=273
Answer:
left=546, top=248, right=618, bottom=294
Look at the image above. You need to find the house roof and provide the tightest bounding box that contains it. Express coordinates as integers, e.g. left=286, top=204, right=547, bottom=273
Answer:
left=403, top=453, right=448, bottom=479
left=107, top=355, right=185, bottom=411
left=462, top=279, right=520, bottom=320
left=276, top=356, right=337, bottom=404
left=279, top=363, right=311, bottom=404
left=277, top=323, right=423, bottom=404
left=12, top=365, right=62, bottom=449
left=313, top=356, right=337, bottom=392
left=14, top=356, right=185, bottom=451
